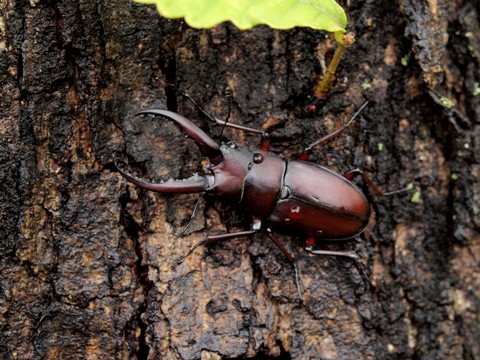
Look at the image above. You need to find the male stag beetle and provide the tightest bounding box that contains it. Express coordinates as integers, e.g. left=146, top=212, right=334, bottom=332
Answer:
left=116, top=99, right=370, bottom=297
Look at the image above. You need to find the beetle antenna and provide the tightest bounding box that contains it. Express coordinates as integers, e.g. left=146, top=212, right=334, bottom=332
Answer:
left=182, top=92, right=231, bottom=135
left=176, top=192, right=206, bottom=237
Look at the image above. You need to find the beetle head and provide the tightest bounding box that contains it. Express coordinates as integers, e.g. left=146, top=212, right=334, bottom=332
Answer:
left=205, top=141, right=255, bottom=202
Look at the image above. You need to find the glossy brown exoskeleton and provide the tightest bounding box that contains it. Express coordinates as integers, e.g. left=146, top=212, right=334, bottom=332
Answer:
left=116, top=103, right=370, bottom=296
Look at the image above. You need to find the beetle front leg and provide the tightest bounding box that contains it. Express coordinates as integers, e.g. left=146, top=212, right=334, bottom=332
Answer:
left=182, top=92, right=270, bottom=150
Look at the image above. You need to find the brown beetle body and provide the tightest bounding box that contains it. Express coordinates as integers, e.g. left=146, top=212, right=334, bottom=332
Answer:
left=205, top=145, right=370, bottom=239
left=116, top=107, right=370, bottom=278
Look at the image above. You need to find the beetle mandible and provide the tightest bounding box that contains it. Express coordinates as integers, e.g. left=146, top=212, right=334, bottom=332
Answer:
left=116, top=101, right=370, bottom=295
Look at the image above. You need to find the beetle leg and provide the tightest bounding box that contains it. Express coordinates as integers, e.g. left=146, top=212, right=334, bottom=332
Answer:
left=266, top=230, right=302, bottom=301
left=203, top=216, right=262, bottom=247
left=343, top=168, right=363, bottom=181
left=175, top=237, right=208, bottom=266
left=343, top=168, right=384, bottom=196
left=175, top=230, right=258, bottom=266
left=305, top=239, right=370, bottom=287
left=203, top=229, right=258, bottom=246
left=175, top=217, right=261, bottom=266
left=305, top=247, right=358, bottom=259
left=344, top=168, right=413, bottom=197
left=304, top=236, right=356, bottom=258
left=298, top=101, right=368, bottom=161
left=176, top=192, right=206, bottom=237
left=266, top=230, right=295, bottom=264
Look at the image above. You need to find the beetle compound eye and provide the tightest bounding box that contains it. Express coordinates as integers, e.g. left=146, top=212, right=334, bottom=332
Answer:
left=253, top=153, right=264, bottom=164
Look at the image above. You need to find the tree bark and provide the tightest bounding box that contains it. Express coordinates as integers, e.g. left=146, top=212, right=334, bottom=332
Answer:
left=1, top=0, right=479, bottom=359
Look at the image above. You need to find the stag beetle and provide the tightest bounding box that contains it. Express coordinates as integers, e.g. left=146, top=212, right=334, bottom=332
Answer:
left=116, top=101, right=370, bottom=296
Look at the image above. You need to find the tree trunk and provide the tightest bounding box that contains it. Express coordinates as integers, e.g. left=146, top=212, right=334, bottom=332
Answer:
left=1, top=0, right=479, bottom=359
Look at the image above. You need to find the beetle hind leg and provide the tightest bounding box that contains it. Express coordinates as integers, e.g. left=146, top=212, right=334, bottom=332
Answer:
left=298, top=102, right=368, bottom=161
left=343, top=168, right=384, bottom=196
left=305, top=237, right=371, bottom=286
left=266, top=230, right=303, bottom=302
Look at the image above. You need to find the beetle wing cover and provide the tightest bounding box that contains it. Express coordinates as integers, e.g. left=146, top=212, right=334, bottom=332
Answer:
left=268, top=161, right=369, bottom=239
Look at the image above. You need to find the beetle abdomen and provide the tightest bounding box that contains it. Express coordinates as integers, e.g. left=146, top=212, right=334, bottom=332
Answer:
left=268, top=161, right=370, bottom=239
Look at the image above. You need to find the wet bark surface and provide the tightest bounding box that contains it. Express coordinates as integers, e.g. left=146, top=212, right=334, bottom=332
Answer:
left=1, top=0, right=479, bottom=359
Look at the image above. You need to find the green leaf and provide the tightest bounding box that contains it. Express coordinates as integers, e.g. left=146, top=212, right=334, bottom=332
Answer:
left=136, top=0, right=347, bottom=33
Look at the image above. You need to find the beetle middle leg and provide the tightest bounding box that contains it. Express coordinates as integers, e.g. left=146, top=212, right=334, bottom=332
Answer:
left=176, top=229, right=259, bottom=266
left=176, top=216, right=262, bottom=266
left=298, top=101, right=368, bottom=161
left=175, top=218, right=304, bottom=301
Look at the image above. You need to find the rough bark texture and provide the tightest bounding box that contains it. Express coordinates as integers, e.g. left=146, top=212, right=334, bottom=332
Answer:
left=1, top=0, right=479, bottom=359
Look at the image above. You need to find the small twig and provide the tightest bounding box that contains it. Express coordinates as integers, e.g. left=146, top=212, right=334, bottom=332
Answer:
left=314, top=32, right=355, bottom=99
